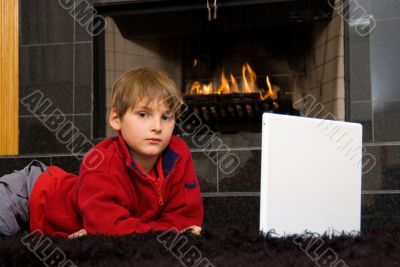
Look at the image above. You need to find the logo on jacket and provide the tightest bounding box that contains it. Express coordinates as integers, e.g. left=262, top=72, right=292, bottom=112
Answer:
left=184, top=179, right=197, bottom=189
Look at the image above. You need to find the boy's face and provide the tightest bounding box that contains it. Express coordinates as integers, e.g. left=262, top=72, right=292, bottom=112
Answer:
left=109, top=97, right=175, bottom=162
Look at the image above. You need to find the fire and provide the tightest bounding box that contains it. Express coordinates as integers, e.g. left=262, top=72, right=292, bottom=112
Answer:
left=259, top=76, right=278, bottom=101
left=191, top=81, right=214, bottom=95
left=188, top=63, right=278, bottom=100
left=203, top=82, right=213, bottom=94
left=230, top=74, right=239, bottom=93
left=216, top=72, right=230, bottom=94
left=242, top=63, right=257, bottom=93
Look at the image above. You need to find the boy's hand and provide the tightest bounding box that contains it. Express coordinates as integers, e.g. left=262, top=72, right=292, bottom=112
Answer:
left=179, top=225, right=202, bottom=236
left=68, top=229, right=87, bottom=239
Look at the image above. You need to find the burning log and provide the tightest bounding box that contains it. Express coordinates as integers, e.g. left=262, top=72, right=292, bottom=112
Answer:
left=182, top=63, right=299, bottom=133
left=187, top=63, right=279, bottom=99
left=181, top=93, right=299, bottom=133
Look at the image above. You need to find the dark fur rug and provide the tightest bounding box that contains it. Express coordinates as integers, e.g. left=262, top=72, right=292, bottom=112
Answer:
left=1, top=227, right=400, bottom=267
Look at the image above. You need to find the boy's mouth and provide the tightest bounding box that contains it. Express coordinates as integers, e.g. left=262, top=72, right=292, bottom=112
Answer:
left=146, top=138, right=162, bottom=143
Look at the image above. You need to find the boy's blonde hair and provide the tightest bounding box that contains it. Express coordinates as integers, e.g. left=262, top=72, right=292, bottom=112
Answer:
left=111, top=68, right=182, bottom=119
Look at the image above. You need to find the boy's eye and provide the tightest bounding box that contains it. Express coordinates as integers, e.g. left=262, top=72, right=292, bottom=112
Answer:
left=162, top=114, right=173, bottom=120
left=138, top=112, right=147, bottom=117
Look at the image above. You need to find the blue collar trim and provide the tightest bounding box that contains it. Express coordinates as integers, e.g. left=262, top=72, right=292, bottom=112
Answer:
left=129, top=145, right=180, bottom=179
left=162, top=146, right=179, bottom=177
left=130, top=161, right=144, bottom=177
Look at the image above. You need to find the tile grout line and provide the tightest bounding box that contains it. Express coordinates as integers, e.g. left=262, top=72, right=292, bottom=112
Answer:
left=369, top=27, right=375, bottom=143
left=201, top=191, right=400, bottom=197
left=216, top=149, right=219, bottom=193
left=363, top=142, right=400, bottom=146
left=72, top=0, right=76, bottom=153
left=19, top=113, right=92, bottom=118
left=20, top=41, right=91, bottom=47
left=362, top=190, right=400, bottom=195
left=189, top=146, right=262, bottom=152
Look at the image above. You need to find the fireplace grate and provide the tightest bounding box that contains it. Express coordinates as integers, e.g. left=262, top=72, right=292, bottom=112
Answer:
left=180, top=94, right=299, bottom=133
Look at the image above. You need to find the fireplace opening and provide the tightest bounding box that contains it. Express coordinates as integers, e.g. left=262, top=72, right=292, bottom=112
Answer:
left=93, top=0, right=341, bottom=138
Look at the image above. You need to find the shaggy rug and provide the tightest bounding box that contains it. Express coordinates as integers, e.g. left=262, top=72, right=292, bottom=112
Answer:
left=0, top=227, right=399, bottom=267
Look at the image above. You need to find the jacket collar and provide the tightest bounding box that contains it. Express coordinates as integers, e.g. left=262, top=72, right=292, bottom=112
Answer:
left=117, top=132, right=180, bottom=178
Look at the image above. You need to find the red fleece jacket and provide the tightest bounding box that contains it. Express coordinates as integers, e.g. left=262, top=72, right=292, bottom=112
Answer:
left=29, top=134, right=204, bottom=237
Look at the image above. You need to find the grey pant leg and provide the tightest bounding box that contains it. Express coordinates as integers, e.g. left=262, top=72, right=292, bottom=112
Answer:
left=0, top=160, right=47, bottom=235
left=24, top=160, right=47, bottom=195
left=0, top=185, right=21, bottom=235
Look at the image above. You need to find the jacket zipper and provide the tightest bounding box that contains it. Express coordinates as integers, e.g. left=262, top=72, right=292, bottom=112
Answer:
left=129, top=164, right=177, bottom=207
left=158, top=165, right=177, bottom=206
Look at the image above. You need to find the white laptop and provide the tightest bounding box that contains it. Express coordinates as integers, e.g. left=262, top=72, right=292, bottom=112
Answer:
left=259, top=113, right=363, bottom=236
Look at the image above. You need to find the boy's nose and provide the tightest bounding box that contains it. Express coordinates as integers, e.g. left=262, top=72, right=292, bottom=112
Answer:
left=151, top=118, right=162, bottom=133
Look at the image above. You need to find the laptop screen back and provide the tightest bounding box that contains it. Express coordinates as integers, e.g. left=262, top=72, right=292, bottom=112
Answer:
left=259, top=113, right=362, bottom=236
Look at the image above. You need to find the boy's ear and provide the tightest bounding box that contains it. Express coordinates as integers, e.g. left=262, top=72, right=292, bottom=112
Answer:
left=109, top=108, right=121, bottom=131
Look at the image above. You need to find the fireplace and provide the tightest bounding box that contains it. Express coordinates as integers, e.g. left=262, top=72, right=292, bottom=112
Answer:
left=93, top=0, right=342, bottom=139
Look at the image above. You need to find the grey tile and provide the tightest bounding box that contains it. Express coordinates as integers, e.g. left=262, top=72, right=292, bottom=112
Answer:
left=370, top=0, right=400, bottom=20
left=19, top=116, right=74, bottom=155
left=362, top=193, right=400, bottom=229
left=52, top=155, right=82, bottom=175
left=199, top=192, right=400, bottom=230
left=214, top=133, right=262, bottom=148
left=350, top=101, right=373, bottom=143
left=72, top=115, right=94, bottom=155
left=91, top=0, right=132, bottom=3
left=20, top=84, right=74, bottom=117
left=20, top=45, right=74, bottom=115
left=75, top=21, right=92, bottom=43
left=349, top=27, right=371, bottom=101
left=350, top=101, right=372, bottom=122
left=20, top=45, right=73, bottom=87
left=0, top=157, right=51, bottom=175
left=370, top=20, right=400, bottom=102
left=75, top=0, right=107, bottom=40
left=179, top=134, right=214, bottom=150
left=79, top=0, right=97, bottom=5
left=349, top=0, right=372, bottom=15
left=20, top=0, right=74, bottom=45
left=373, top=101, right=400, bottom=142
left=192, top=152, right=217, bottom=193
left=74, top=0, right=96, bottom=42
left=177, top=122, right=261, bottom=150
left=362, top=145, right=400, bottom=191
left=74, top=43, right=93, bottom=114
left=74, top=115, right=92, bottom=139
left=203, top=196, right=259, bottom=228
left=70, top=116, right=95, bottom=155
left=219, top=150, right=261, bottom=192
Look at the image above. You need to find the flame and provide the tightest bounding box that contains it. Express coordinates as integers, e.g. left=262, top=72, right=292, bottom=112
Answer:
left=259, top=76, right=278, bottom=100
left=191, top=81, right=214, bottom=95
left=217, top=72, right=230, bottom=94
left=190, top=81, right=202, bottom=95
left=230, top=74, right=239, bottom=93
left=203, top=82, right=213, bottom=94
left=242, top=63, right=257, bottom=93
left=189, top=63, right=278, bottom=100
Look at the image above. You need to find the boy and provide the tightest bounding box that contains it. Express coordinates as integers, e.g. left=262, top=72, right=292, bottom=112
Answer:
left=0, top=68, right=203, bottom=237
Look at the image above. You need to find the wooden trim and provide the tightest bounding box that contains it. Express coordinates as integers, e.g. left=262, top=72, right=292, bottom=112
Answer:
left=0, top=0, right=19, bottom=155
